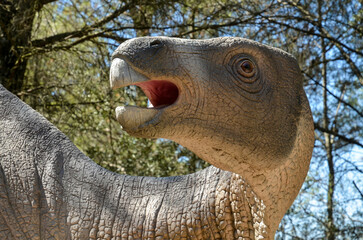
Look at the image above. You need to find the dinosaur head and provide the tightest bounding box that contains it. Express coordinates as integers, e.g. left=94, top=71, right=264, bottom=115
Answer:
left=110, top=37, right=309, bottom=172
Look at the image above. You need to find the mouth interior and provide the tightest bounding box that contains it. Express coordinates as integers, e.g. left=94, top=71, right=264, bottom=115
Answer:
left=135, top=80, right=179, bottom=108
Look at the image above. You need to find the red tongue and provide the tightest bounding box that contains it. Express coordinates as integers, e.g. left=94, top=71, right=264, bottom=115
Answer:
left=136, top=80, right=179, bottom=108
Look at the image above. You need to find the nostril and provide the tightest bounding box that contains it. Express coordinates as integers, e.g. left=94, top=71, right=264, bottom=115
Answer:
left=149, top=39, right=163, bottom=48
left=111, top=52, right=123, bottom=60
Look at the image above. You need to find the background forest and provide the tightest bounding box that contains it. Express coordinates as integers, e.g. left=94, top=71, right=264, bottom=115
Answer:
left=0, top=0, right=362, bottom=239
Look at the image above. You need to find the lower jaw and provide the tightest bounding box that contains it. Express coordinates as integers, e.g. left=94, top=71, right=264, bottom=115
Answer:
left=115, top=106, right=159, bottom=131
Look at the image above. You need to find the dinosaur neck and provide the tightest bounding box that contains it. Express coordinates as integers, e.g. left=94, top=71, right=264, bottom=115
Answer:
left=178, top=99, right=314, bottom=237
left=232, top=103, right=314, bottom=236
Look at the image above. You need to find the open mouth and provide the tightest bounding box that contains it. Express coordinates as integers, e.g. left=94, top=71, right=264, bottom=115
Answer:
left=136, top=80, right=179, bottom=109
left=110, top=58, right=180, bottom=130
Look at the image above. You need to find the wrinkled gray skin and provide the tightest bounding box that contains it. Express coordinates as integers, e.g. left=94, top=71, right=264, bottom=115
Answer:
left=0, top=37, right=314, bottom=239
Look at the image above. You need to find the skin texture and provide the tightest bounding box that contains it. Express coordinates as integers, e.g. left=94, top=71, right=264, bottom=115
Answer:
left=0, top=37, right=314, bottom=239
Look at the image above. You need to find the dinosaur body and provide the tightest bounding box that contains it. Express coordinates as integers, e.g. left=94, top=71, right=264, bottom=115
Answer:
left=0, top=37, right=314, bottom=239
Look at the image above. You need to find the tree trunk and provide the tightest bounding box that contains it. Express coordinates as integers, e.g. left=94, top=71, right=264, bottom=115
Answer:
left=0, top=0, right=38, bottom=93
left=0, top=42, right=29, bottom=93
left=318, top=2, right=335, bottom=238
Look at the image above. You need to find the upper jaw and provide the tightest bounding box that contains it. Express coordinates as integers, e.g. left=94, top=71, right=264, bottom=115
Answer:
left=110, top=58, right=149, bottom=89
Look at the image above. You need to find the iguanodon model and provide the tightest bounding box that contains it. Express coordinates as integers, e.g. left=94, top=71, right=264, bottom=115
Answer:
left=0, top=37, right=314, bottom=239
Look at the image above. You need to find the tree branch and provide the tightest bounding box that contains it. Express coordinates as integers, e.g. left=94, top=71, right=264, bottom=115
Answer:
left=280, top=0, right=363, bottom=84
left=304, top=73, right=363, bottom=118
left=16, top=83, right=74, bottom=96
left=34, top=100, right=105, bottom=107
left=353, top=181, right=363, bottom=199
left=314, top=122, right=363, bottom=148
left=40, top=0, right=59, bottom=6
left=31, top=2, right=132, bottom=48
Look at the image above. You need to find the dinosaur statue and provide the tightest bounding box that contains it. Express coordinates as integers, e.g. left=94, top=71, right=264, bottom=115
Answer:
left=0, top=37, right=314, bottom=239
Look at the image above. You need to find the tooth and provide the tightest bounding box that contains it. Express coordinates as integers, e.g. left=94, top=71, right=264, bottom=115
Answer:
left=115, top=106, right=158, bottom=130
left=109, top=58, right=148, bottom=89
left=147, top=100, right=154, bottom=108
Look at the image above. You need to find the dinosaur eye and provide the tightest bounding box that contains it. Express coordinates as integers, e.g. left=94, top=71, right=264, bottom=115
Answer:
left=237, top=59, right=256, bottom=78
left=228, top=55, right=259, bottom=84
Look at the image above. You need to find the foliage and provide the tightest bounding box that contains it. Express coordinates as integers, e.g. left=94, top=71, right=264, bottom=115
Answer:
left=1, top=0, right=362, bottom=238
